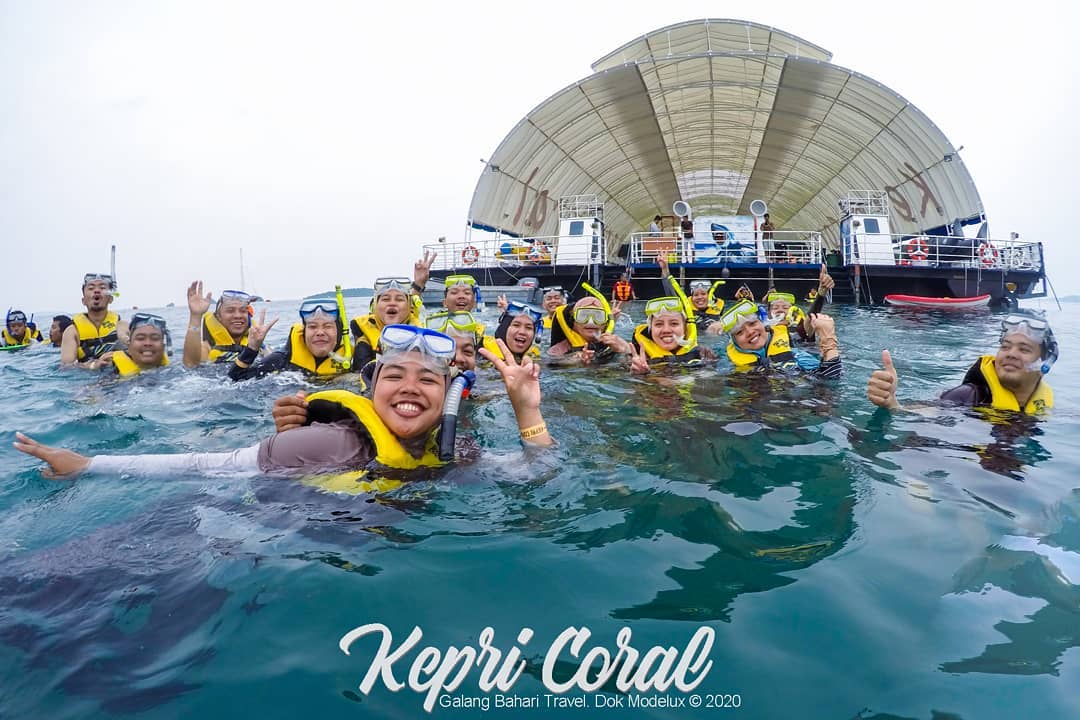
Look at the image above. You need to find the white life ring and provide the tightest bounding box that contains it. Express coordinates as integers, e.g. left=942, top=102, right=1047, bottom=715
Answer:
left=978, top=242, right=999, bottom=267
left=461, top=245, right=480, bottom=265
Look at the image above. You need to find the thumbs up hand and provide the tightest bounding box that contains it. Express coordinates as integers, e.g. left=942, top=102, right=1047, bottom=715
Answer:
left=867, top=349, right=901, bottom=409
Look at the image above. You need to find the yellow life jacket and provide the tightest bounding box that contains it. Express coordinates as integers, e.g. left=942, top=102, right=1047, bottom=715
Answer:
left=542, top=314, right=553, bottom=330
left=976, top=355, right=1054, bottom=414
left=786, top=306, right=807, bottom=328
left=726, top=324, right=797, bottom=368
left=300, top=389, right=444, bottom=494
left=351, top=314, right=384, bottom=351
left=704, top=302, right=725, bottom=316
left=202, top=312, right=252, bottom=363
left=613, top=280, right=633, bottom=301
left=2, top=328, right=41, bottom=346
left=482, top=334, right=540, bottom=362
left=285, top=324, right=350, bottom=376
left=111, top=349, right=169, bottom=377
left=633, top=324, right=700, bottom=363
left=74, top=312, right=120, bottom=361
left=551, top=305, right=589, bottom=350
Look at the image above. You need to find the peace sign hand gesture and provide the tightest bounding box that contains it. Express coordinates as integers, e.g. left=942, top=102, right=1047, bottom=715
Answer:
left=629, top=343, right=650, bottom=374
left=247, top=309, right=279, bottom=352
left=414, top=250, right=437, bottom=290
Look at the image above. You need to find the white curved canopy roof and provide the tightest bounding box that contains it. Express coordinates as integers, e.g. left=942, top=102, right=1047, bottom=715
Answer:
left=467, top=19, right=982, bottom=247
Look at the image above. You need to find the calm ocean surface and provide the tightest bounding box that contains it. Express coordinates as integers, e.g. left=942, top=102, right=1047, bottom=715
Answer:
left=2, top=299, right=1078, bottom=719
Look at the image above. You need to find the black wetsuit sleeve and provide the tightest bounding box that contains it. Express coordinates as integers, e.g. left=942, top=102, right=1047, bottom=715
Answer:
left=939, top=383, right=982, bottom=407
left=228, top=349, right=289, bottom=381
left=660, top=276, right=678, bottom=296
left=813, top=357, right=843, bottom=380
left=352, top=340, right=375, bottom=371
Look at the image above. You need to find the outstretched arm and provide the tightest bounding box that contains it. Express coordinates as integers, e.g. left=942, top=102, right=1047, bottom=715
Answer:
left=479, top=339, right=554, bottom=447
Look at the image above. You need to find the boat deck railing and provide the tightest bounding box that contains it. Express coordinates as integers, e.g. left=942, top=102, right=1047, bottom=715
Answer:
left=422, top=234, right=606, bottom=273
left=843, top=234, right=1044, bottom=271
left=628, top=230, right=824, bottom=266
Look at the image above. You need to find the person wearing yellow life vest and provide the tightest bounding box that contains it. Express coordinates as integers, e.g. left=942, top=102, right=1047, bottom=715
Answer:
left=612, top=273, right=636, bottom=303
left=539, top=286, right=566, bottom=331
left=656, top=256, right=725, bottom=332
left=868, top=310, right=1056, bottom=415
left=60, top=273, right=129, bottom=367
left=228, top=300, right=351, bottom=381
left=719, top=299, right=842, bottom=378
left=94, top=313, right=170, bottom=376
left=350, top=278, right=423, bottom=371
left=16, top=327, right=554, bottom=485
left=182, top=282, right=266, bottom=367
left=546, top=296, right=624, bottom=366
left=2, top=309, right=44, bottom=346
left=625, top=296, right=718, bottom=374
left=760, top=265, right=836, bottom=342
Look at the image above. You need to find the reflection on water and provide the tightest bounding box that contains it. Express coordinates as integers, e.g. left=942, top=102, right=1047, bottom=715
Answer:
left=1, top=303, right=1078, bottom=718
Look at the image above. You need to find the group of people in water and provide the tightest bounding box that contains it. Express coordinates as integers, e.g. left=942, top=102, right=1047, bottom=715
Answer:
left=12, top=252, right=1060, bottom=485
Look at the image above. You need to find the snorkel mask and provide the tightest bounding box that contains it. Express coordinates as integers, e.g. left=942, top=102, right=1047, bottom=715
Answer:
left=644, top=296, right=695, bottom=347
left=129, top=312, right=172, bottom=354
left=376, top=324, right=455, bottom=376
left=763, top=291, right=797, bottom=326
left=6, top=309, right=27, bottom=332
left=719, top=299, right=763, bottom=335
left=1001, top=311, right=1058, bottom=374
left=502, top=301, right=543, bottom=342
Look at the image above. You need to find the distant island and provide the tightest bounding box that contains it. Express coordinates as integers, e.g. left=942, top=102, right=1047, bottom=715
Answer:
left=303, top=288, right=375, bottom=301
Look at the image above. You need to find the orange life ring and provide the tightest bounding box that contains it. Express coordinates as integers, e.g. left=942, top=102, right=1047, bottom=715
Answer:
left=461, top=245, right=480, bottom=265
left=978, top=242, right=999, bottom=266
left=903, top=236, right=929, bottom=263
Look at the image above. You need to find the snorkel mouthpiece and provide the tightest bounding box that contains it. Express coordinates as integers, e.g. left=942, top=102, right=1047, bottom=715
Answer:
left=438, top=370, right=476, bottom=461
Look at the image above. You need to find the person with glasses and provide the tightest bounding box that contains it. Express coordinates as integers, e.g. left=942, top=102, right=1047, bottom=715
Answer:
left=228, top=300, right=350, bottom=381
left=182, top=282, right=265, bottom=366
left=61, top=273, right=128, bottom=367
left=547, top=296, right=624, bottom=366
left=96, top=313, right=171, bottom=375
left=718, top=299, right=842, bottom=378
left=867, top=310, right=1056, bottom=415
left=16, top=327, right=553, bottom=486
left=2, top=310, right=44, bottom=346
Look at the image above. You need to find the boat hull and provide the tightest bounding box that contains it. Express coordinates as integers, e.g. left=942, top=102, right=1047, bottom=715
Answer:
left=884, top=293, right=991, bottom=308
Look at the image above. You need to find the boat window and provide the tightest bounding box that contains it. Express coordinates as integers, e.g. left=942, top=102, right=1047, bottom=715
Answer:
left=569, top=221, right=584, bottom=236
left=863, top=218, right=880, bottom=233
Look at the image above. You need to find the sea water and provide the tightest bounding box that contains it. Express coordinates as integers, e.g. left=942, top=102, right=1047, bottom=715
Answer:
left=1, top=301, right=1078, bottom=719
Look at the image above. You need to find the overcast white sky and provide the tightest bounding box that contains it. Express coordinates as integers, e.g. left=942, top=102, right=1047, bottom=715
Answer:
left=3, top=0, right=1078, bottom=313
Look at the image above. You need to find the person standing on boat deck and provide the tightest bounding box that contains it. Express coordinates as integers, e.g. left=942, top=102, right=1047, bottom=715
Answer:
left=761, top=213, right=778, bottom=261
left=867, top=310, right=1056, bottom=415
left=49, top=315, right=73, bottom=347
left=182, top=282, right=266, bottom=366
left=680, top=215, right=694, bottom=242
left=61, top=273, right=129, bottom=367
left=649, top=215, right=662, bottom=236
left=612, top=273, right=636, bottom=302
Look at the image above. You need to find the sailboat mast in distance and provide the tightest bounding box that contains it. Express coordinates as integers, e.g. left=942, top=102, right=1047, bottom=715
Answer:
left=111, top=245, right=117, bottom=285
left=240, top=248, right=246, bottom=293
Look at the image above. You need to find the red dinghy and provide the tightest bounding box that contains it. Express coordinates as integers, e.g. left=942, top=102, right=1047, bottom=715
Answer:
left=884, top=293, right=991, bottom=309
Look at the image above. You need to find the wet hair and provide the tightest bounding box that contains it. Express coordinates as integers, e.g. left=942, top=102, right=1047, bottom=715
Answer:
left=52, top=315, right=74, bottom=334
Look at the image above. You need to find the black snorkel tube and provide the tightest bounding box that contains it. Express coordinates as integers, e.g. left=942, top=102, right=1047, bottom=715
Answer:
left=438, top=370, right=476, bottom=461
